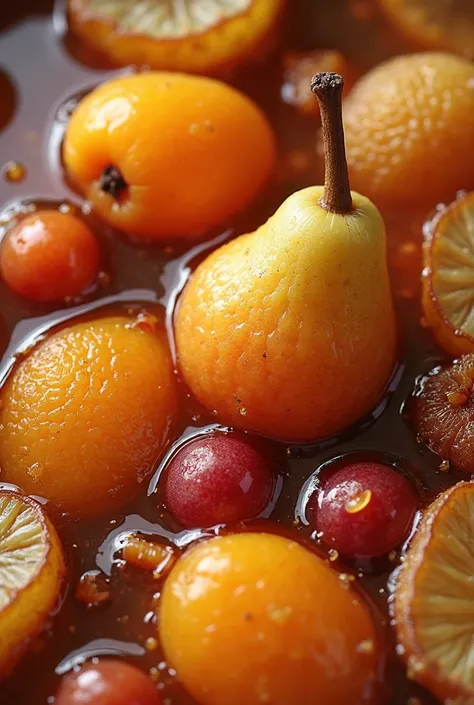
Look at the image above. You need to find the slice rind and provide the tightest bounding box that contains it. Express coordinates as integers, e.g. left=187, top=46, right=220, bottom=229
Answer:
left=0, top=491, right=66, bottom=676
left=379, top=0, right=474, bottom=59
left=67, top=0, right=284, bottom=75
left=422, top=191, right=474, bottom=357
left=395, top=482, right=474, bottom=701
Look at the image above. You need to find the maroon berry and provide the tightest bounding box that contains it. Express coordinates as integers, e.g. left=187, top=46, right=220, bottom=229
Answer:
left=163, top=434, right=274, bottom=528
left=314, top=462, right=417, bottom=559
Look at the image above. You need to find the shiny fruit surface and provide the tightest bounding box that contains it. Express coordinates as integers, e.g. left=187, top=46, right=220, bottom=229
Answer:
left=160, top=532, right=381, bottom=705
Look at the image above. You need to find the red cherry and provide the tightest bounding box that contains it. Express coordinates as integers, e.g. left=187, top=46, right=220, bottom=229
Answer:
left=0, top=210, right=100, bottom=303
left=314, top=462, right=417, bottom=559
left=163, top=433, right=274, bottom=529
left=55, top=660, right=161, bottom=705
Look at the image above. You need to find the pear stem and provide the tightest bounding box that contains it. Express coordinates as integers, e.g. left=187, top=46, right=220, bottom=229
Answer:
left=311, top=72, right=352, bottom=214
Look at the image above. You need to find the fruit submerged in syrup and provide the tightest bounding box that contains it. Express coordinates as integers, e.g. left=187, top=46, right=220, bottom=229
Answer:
left=422, top=191, right=474, bottom=357
left=67, top=0, right=284, bottom=77
left=414, top=354, right=474, bottom=474
left=160, top=533, right=380, bottom=705
left=0, top=209, right=100, bottom=303
left=55, top=660, right=162, bottom=705
left=343, top=52, right=474, bottom=206
left=0, top=314, right=177, bottom=516
left=164, top=433, right=274, bottom=528
left=0, top=491, right=66, bottom=677
left=176, top=73, right=396, bottom=441
left=63, top=72, right=276, bottom=241
left=395, top=482, right=474, bottom=702
left=315, top=462, right=417, bottom=559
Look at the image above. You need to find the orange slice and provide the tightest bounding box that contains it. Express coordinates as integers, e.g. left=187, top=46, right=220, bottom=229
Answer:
left=0, top=491, right=66, bottom=676
left=422, top=191, right=474, bottom=357
left=67, top=0, right=284, bottom=75
left=395, top=482, right=474, bottom=702
left=378, top=0, right=474, bottom=59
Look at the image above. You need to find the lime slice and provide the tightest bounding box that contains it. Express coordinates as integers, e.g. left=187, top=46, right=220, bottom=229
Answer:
left=395, top=482, right=474, bottom=702
left=67, top=0, right=284, bottom=74
left=0, top=491, right=66, bottom=676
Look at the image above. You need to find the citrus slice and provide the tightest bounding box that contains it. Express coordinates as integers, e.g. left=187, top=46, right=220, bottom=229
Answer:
left=0, top=491, right=66, bottom=676
left=395, top=482, right=474, bottom=702
left=422, top=191, right=474, bottom=357
left=378, top=0, right=474, bottom=59
left=67, top=0, right=284, bottom=75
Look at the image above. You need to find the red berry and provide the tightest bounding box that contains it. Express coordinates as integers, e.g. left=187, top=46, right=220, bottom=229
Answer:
left=0, top=210, right=100, bottom=303
left=314, top=462, right=417, bottom=559
left=55, top=660, right=161, bottom=705
left=163, top=433, right=274, bottom=529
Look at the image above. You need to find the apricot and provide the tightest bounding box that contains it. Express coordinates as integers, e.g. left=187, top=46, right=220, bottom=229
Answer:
left=0, top=210, right=100, bottom=303
left=0, top=315, right=177, bottom=516
left=343, top=52, right=474, bottom=206
left=160, top=533, right=381, bottom=705
left=63, top=72, right=276, bottom=240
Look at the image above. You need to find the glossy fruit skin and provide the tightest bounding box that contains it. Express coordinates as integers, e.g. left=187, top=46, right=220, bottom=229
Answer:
left=0, top=316, right=177, bottom=516
left=55, top=660, right=162, bottom=705
left=414, top=354, right=474, bottom=473
left=164, top=433, right=274, bottom=528
left=68, top=0, right=284, bottom=77
left=0, top=210, right=100, bottom=303
left=315, top=462, right=417, bottom=558
left=176, top=186, right=396, bottom=442
left=63, top=72, right=276, bottom=240
left=160, top=533, right=380, bottom=705
left=343, top=53, right=474, bottom=206
left=0, top=491, right=66, bottom=678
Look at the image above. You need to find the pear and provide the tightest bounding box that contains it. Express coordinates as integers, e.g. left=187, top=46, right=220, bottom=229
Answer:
left=175, top=72, right=397, bottom=442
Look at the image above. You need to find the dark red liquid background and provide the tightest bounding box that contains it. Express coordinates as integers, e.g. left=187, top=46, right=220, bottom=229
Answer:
left=0, top=2, right=458, bottom=703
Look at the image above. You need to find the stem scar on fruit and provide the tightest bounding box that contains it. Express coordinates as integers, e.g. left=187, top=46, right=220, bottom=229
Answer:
left=99, top=164, right=128, bottom=201
left=311, top=72, right=352, bottom=215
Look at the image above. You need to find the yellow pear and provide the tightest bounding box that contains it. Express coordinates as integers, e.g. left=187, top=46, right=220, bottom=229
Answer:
left=175, top=73, right=397, bottom=442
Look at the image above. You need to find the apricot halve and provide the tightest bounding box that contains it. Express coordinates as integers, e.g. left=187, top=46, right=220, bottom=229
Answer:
left=67, top=0, right=284, bottom=76
left=160, top=533, right=381, bottom=705
left=0, top=491, right=66, bottom=677
left=63, top=72, right=276, bottom=240
left=343, top=52, right=474, bottom=206
left=0, top=315, right=177, bottom=516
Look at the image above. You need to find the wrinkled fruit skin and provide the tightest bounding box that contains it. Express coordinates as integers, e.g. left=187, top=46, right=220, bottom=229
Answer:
left=315, top=462, right=418, bottom=558
left=164, top=433, right=275, bottom=528
left=0, top=316, right=177, bottom=516
left=160, top=533, right=381, bottom=705
left=414, top=354, right=474, bottom=473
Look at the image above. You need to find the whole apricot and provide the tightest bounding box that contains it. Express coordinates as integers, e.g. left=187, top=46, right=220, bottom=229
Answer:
left=343, top=52, right=474, bottom=206
left=160, top=533, right=381, bottom=705
left=63, top=72, right=276, bottom=240
left=0, top=315, right=177, bottom=516
left=0, top=210, right=100, bottom=303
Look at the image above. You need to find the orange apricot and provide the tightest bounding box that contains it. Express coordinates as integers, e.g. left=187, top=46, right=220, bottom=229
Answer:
left=67, top=0, right=284, bottom=77
left=160, top=533, right=381, bottom=705
left=0, top=210, right=100, bottom=303
left=63, top=72, right=276, bottom=240
left=343, top=52, right=474, bottom=206
left=0, top=315, right=177, bottom=516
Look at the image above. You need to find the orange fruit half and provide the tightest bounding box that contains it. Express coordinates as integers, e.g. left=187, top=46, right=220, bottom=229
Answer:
left=67, top=0, right=284, bottom=75
left=379, top=0, right=474, bottom=59
left=0, top=491, right=66, bottom=677
left=422, top=191, right=474, bottom=357
left=395, top=482, right=474, bottom=702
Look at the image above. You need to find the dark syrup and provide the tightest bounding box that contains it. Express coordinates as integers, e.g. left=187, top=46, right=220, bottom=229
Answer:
left=0, top=2, right=457, bottom=704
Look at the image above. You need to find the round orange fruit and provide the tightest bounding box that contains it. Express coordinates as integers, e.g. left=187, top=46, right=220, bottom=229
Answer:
left=0, top=314, right=177, bottom=516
